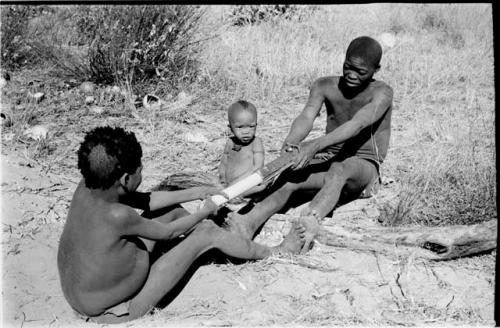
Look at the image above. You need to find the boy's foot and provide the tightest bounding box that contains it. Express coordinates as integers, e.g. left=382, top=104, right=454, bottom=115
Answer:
left=224, top=212, right=253, bottom=239
left=274, top=222, right=306, bottom=254
left=298, top=214, right=321, bottom=254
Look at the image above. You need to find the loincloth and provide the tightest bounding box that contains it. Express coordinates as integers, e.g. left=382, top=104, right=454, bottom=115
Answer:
left=310, top=152, right=381, bottom=198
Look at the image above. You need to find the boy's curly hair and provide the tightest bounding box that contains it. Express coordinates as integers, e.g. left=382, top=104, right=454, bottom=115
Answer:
left=77, top=126, right=142, bottom=189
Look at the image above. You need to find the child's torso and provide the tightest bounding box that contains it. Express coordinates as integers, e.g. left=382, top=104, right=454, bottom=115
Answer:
left=225, top=139, right=257, bottom=183
left=57, top=182, right=149, bottom=315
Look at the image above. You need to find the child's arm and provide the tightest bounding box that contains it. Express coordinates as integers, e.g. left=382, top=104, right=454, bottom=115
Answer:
left=218, top=139, right=232, bottom=187
left=118, top=199, right=218, bottom=241
left=120, top=187, right=220, bottom=212
left=252, top=137, right=265, bottom=172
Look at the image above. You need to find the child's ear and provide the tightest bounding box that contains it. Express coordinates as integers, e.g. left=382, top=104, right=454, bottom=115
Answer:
left=119, top=173, right=129, bottom=187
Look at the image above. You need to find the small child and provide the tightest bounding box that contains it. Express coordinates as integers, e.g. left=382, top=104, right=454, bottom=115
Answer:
left=219, top=100, right=266, bottom=200
left=57, top=126, right=305, bottom=323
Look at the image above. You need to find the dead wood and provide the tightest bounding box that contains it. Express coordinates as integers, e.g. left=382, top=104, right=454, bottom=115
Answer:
left=316, top=219, right=496, bottom=260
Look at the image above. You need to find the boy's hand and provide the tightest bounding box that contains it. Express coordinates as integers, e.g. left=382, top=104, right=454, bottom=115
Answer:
left=201, top=198, right=219, bottom=216
left=291, top=140, right=320, bottom=170
left=198, top=186, right=225, bottom=199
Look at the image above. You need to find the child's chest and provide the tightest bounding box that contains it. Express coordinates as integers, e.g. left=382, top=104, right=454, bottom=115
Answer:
left=227, top=145, right=255, bottom=163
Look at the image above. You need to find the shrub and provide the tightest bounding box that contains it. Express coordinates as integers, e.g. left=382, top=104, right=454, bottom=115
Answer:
left=228, top=5, right=318, bottom=26
left=0, top=5, right=52, bottom=69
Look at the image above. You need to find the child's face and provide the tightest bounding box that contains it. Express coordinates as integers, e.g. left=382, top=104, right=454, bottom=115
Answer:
left=229, top=110, right=257, bottom=144
left=342, top=55, right=378, bottom=89
left=127, top=165, right=143, bottom=192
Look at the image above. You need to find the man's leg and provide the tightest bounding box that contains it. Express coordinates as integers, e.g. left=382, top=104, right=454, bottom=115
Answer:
left=307, top=157, right=377, bottom=219
left=298, top=157, right=378, bottom=252
left=141, top=205, right=190, bottom=251
left=226, top=164, right=330, bottom=239
left=91, top=220, right=306, bottom=323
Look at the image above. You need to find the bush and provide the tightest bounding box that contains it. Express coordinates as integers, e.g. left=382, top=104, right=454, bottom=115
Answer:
left=228, top=5, right=317, bottom=26
left=0, top=5, right=52, bottom=69
left=29, top=5, right=204, bottom=94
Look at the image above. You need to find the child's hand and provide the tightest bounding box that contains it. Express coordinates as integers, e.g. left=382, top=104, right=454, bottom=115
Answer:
left=198, top=186, right=225, bottom=199
left=201, top=198, right=219, bottom=216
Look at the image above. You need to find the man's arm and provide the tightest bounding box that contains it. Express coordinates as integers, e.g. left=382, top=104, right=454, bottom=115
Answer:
left=315, top=85, right=393, bottom=151
left=281, top=79, right=325, bottom=151
left=117, top=199, right=218, bottom=241
left=292, top=85, right=393, bottom=170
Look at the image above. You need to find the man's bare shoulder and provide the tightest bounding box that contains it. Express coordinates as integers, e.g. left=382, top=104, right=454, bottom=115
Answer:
left=370, top=80, right=394, bottom=100
left=312, top=76, right=340, bottom=89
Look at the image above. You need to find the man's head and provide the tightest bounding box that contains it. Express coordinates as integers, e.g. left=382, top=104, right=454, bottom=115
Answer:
left=77, top=126, right=143, bottom=191
left=227, top=100, right=257, bottom=144
left=342, top=36, right=382, bottom=89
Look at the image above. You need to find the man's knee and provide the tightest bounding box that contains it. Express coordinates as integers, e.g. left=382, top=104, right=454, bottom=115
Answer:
left=193, top=220, right=219, bottom=236
left=325, top=162, right=346, bottom=182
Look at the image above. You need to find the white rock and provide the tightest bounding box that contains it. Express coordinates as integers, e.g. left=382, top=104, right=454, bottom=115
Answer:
left=89, top=105, right=105, bottom=115
left=0, top=78, right=7, bottom=89
left=79, top=81, right=96, bottom=94
left=84, top=96, right=95, bottom=105
left=29, top=92, right=45, bottom=103
left=24, top=125, right=48, bottom=141
left=143, top=94, right=162, bottom=110
left=380, top=32, right=397, bottom=49
left=111, top=85, right=121, bottom=93
left=183, top=131, right=209, bottom=143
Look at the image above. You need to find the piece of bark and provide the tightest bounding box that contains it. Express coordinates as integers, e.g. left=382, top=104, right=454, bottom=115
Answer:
left=315, top=219, right=496, bottom=260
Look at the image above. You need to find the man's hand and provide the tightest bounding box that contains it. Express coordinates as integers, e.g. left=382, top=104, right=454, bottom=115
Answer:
left=291, top=140, right=320, bottom=170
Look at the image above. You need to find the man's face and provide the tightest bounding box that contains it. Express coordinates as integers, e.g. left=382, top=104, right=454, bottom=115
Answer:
left=229, top=110, right=257, bottom=144
left=342, top=56, right=378, bottom=89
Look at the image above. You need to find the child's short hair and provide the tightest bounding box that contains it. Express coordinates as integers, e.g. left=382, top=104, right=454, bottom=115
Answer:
left=228, top=100, right=257, bottom=123
left=77, top=126, right=142, bottom=189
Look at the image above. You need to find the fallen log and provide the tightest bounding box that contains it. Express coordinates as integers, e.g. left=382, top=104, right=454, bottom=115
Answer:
left=315, top=219, right=497, bottom=260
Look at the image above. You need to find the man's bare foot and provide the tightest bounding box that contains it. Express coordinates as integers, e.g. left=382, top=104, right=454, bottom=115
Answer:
left=298, top=213, right=321, bottom=254
left=224, top=212, right=253, bottom=239
left=274, top=222, right=306, bottom=255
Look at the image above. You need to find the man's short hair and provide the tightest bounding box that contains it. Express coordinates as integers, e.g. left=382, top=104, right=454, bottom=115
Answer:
left=77, top=126, right=142, bottom=189
left=228, top=100, right=257, bottom=123
left=346, top=36, right=383, bottom=68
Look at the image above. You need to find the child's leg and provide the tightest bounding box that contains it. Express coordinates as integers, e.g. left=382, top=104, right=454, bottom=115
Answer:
left=91, top=220, right=305, bottom=323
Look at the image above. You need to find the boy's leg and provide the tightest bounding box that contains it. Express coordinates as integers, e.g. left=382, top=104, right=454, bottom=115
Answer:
left=91, top=220, right=305, bottom=323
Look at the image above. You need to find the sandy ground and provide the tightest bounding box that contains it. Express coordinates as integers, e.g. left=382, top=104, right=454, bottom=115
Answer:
left=1, top=151, right=495, bottom=327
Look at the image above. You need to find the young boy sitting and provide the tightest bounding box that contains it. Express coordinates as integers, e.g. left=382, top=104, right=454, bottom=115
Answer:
left=219, top=100, right=266, bottom=201
left=57, top=126, right=306, bottom=323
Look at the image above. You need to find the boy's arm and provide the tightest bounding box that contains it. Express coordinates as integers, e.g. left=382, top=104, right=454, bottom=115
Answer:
left=120, top=187, right=216, bottom=212
left=117, top=200, right=218, bottom=240
left=218, top=139, right=232, bottom=186
left=292, top=85, right=393, bottom=170
left=252, top=137, right=265, bottom=171
left=281, top=79, right=325, bottom=152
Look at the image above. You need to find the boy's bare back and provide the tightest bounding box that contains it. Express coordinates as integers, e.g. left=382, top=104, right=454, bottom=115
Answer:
left=58, top=181, right=150, bottom=316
